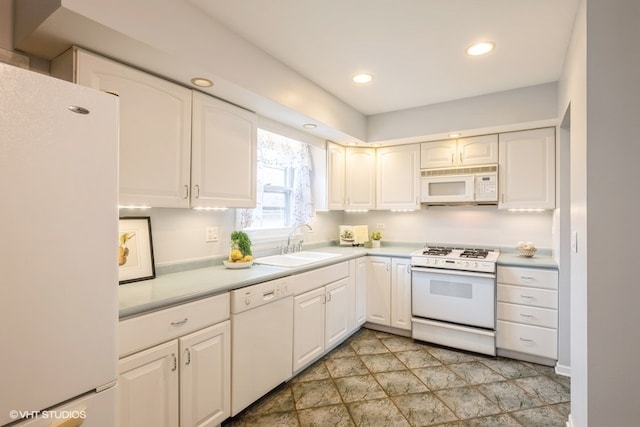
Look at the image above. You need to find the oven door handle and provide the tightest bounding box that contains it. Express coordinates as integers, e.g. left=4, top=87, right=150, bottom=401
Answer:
left=410, top=266, right=496, bottom=279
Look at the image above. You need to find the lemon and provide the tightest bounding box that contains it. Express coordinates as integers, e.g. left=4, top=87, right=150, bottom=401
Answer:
left=230, top=249, right=243, bottom=261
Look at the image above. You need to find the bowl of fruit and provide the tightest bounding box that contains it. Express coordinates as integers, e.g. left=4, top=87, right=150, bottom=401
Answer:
left=224, top=231, right=254, bottom=269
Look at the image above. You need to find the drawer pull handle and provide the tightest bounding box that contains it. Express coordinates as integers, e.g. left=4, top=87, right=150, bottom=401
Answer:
left=519, top=337, right=534, bottom=343
left=520, top=276, right=535, bottom=281
left=185, top=348, right=192, bottom=366
left=171, top=353, right=177, bottom=371
left=520, top=294, right=534, bottom=299
left=171, top=318, right=188, bottom=327
left=519, top=313, right=534, bottom=318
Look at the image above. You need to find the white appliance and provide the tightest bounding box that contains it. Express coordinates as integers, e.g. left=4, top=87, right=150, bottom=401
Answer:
left=411, top=246, right=499, bottom=356
left=230, top=277, right=294, bottom=416
left=0, top=63, right=119, bottom=425
left=420, top=165, right=498, bottom=205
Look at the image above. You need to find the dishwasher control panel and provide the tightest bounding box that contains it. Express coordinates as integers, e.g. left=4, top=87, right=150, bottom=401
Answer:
left=230, top=276, right=293, bottom=313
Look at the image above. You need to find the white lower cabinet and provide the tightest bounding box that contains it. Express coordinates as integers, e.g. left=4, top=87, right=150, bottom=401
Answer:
left=179, top=322, right=231, bottom=427
left=293, top=277, right=349, bottom=372
left=118, top=294, right=230, bottom=427
left=366, top=257, right=391, bottom=325
left=390, top=258, right=412, bottom=330
left=119, top=341, right=179, bottom=427
left=496, top=266, right=559, bottom=361
left=354, top=257, right=367, bottom=328
left=366, top=256, right=412, bottom=331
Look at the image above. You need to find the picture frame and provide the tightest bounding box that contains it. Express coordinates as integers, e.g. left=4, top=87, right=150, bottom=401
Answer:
left=118, top=217, right=156, bottom=284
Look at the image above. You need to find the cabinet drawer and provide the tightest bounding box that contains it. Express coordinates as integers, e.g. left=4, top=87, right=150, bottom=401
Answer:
left=497, top=320, right=557, bottom=359
left=497, top=284, right=558, bottom=309
left=497, top=266, right=558, bottom=290
left=293, top=261, right=349, bottom=295
left=119, top=293, right=230, bottom=357
left=497, top=302, right=557, bottom=328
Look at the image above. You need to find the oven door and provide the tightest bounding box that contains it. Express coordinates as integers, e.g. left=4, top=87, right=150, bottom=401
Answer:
left=411, top=266, right=495, bottom=329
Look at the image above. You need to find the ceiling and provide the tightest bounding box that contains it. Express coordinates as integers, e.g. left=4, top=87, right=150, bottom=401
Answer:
left=188, top=0, right=580, bottom=116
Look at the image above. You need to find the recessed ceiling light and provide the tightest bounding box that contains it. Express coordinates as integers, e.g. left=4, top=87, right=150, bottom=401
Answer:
left=466, top=41, right=495, bottom=56
left=352, top=73, right=374, bottom=84
left=448, top=133, right=461, bottom=138
left=302, top=123, right=317, bottom=129
left=190, top=77, right=213, bottom=87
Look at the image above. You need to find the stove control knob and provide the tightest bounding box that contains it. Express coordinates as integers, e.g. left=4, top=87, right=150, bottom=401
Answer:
left=471, top=262, right=478, bottom=268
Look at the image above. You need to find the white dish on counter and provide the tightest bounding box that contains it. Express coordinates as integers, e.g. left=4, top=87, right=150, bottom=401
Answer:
left=223, top=260, right=254, bottom=269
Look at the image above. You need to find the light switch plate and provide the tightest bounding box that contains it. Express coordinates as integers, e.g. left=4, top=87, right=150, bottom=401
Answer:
left=206, top=226, right=219, bottom=242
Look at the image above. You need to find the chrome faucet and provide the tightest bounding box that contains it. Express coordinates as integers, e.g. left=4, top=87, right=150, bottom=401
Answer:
left=286, top=223, right=312, bottom=253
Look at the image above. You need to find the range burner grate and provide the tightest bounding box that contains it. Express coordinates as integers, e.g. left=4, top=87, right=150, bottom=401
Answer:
left=422, top=246, right=453, bottom=256
left=459, top=249, right=489, bottom=259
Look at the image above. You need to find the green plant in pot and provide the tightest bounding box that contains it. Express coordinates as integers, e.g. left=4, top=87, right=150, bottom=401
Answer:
left=370, top=231, right=382, bottom=248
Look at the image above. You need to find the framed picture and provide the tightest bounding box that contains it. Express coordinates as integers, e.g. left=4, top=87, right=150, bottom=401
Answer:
left=118, top=217, right=156, bottom=284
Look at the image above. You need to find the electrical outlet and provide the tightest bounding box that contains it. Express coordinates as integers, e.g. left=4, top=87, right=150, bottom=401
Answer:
left=376, top=223, right=385, bottom=229
left=205, top=226, right=219, bottom=242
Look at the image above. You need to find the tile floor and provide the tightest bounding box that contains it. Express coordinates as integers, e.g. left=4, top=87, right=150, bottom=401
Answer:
left=223, top=327, right=570, bottom=426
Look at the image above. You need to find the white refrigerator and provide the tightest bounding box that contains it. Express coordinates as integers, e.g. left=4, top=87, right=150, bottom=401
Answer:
left=0, top=62, right=119, bottom=425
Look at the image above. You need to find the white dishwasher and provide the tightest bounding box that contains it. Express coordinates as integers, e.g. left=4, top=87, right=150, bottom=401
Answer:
left=230, top=276, right=294, bottom=416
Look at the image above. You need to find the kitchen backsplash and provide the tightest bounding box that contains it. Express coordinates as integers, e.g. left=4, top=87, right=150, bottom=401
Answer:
left=120, top=206, right=553, bottom=269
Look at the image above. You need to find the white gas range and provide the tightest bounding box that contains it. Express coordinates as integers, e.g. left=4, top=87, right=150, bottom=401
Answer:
left=410, top=245, right=499, bottom=356
left=410, top=246, right=499, bottom=273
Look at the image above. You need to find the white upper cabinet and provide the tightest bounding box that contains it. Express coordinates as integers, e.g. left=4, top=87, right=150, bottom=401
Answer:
left=54, top=47, right=193, bottom=208
left=345, top=147, right=376, bottom=210
left=498, top=128, right=555, bottom=210
left=52, top=47, right=257, bottom=209
left=421, top=135, right=498, bottom=169
left=327, top=142, right=346, bottom=210
left=376, top=144, right=420, bottom=210
left=191, top=91, right=257, bottom=208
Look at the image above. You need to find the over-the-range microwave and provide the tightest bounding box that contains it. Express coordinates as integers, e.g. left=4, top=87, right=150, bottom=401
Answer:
left=420, top=165, right=498, bottom=205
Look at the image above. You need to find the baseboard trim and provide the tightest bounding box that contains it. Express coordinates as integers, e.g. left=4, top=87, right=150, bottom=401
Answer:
left=555, top=362, right=571, bottom=377
left=566, top=413, right=574, bottom=427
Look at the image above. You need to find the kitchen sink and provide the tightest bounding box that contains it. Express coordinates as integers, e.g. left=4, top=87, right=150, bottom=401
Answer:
left=255, top=251, right=342, bottom=268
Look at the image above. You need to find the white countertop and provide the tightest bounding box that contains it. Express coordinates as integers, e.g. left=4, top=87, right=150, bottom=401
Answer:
left=119, top=243, right=557, bottom=319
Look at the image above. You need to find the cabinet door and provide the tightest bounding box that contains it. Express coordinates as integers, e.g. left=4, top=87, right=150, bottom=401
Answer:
left=376, top=144, right=420, bottom=210
left=345, top=147, right=376, bottom=210
left=118, top=341, right=179, bottom=427
left=191, top=91, right=257, bottom=208
left=457, top=134, right=498, bottom=166
left=420, top=140, right=456, bottom=169
left=293, top=287, right=326, bottom=372
left=355, top=257, right=368, bottom=327
left=391, top=258, right=412, bottom=330
left=179, top=321, right=231, bottom=427
left=499, top=128, right=555, bottom=210
left=327, top=142, right=346, bottom=209
left=74, top=49, right=192, bottom=208
left=326, top=278, right=350, bottom=349
left=366, top=257, right=391, bottom=326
